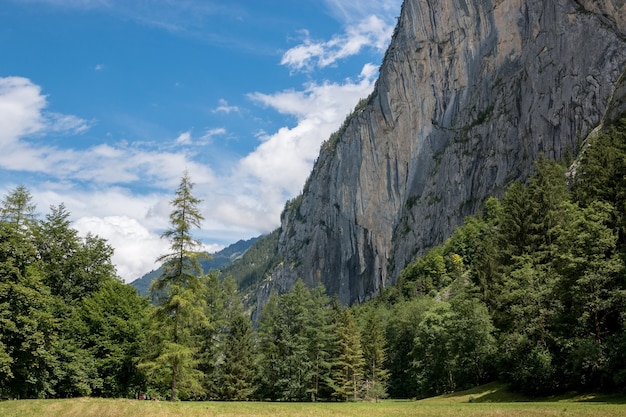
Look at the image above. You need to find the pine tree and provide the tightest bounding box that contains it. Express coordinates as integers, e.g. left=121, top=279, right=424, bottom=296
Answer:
left=553, top=200, right=625, bottom=390
left=256, top=292, right=281, bottom=400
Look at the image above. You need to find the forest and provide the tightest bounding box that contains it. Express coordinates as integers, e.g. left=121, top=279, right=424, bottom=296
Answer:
left=1, top=118, right=626, bottom=401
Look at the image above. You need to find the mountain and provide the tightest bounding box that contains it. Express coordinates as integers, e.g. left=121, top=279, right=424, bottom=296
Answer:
left=243, top=0, right=626, bottom=311
left=130, top=236, right=259, bottom=296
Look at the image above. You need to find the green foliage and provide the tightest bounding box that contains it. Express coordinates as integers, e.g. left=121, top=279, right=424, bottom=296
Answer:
left=0, top=186, right=127, bottom=399
left=220, top=229, right=280, bottom=293
left=77, top=280, right=151, bottom=397
left=143, top=172, right=210, bottom=401
left=141, top=282, right=207, bottom=400
left=257, top=281, right=314, bottom=401
left=333, top=306, right=365, bottom=401
left=153, top=171, right=207, bottom=293
left=215, top=305, right=256, bottom=400
left=4, top=117, right=626, bottom=402
left=380, top=127, right=626, bottom=398
left=257, top=281, right=340, bottom=401
left=131, top=237, right=258, bottom=297
left=35, top=204, right=114, bottom=302
left=361, top=308, right=389, bottom=401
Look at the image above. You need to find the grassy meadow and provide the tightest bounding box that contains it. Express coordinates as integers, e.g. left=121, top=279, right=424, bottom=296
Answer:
left=1, top=384, right=625, bottom=417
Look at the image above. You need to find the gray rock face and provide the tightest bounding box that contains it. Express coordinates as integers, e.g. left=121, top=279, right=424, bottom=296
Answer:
left=259, top=0, right=626, bottom=307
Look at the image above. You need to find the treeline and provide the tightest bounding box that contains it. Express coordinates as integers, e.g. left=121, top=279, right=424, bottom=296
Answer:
left=2, top=118, right=626, bottom=400
left=376, top=118, right=626, bottom=397
left=0, top=190, right=149, bottom=399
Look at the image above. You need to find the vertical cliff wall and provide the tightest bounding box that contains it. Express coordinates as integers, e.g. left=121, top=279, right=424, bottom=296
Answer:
left=257, top=0, right=626, bottom=306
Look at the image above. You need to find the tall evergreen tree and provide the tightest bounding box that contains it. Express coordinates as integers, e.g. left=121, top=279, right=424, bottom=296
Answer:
left=192, top=271, right=228, bottom=399
left=361, top=308, right=389, bottom=401
left=256, top=292, right=281, bottom=400
left=214, top=278, right=256, bottom=401
left=143, top=172, right=208, bottom=401
left=306, top=284, right=337, bottom=401
left=153, top=171, right=206, bottom=291
left=333, top=307, right=365, bottom=401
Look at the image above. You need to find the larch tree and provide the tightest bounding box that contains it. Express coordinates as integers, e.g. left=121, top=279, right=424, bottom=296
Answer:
left=142, top=172, right=208, bottom=401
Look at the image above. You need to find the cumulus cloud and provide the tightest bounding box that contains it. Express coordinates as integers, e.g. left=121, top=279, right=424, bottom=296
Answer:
left=0, top=79, right=215, bottom=188
left=0, top=77, right=47, bottom=146
left=72, top=215, right=224, bottom=282
left=73, top=215, right=168, bottom=282
left=0, top=77, right=92, bottom=145
left=236, top=63, right=379, bottom=219
left=0, top=66, right=380, bottom=281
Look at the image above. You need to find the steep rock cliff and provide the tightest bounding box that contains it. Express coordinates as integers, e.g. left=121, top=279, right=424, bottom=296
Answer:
left=257, top=0, right=626, bottom=307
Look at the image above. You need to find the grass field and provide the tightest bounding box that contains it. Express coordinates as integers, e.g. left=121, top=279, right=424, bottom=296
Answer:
left=1, top=383, right=624, bottom=417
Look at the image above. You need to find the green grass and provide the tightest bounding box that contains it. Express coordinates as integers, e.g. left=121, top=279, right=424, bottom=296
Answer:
left=1, top=384, right=625, bottom=417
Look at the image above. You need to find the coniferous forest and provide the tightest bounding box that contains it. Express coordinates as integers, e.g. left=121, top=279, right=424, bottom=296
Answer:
left=1, top=119, right=626, bottom=400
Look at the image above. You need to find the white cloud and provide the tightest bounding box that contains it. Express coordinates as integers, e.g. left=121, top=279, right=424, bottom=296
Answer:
left=73, top=215, right=168, bottom=282
left=46, top=111, right=92, bottom=134
left=281, top=13, right=396, bottom=73
left=0, top=65, right=381, bottom=283
left=72, top=214, right=224, bottom=281
left=199, top=128, right=226, bottom=143
left=213, top=99, right=240, bottom=114
left=94, top=63, right=105, bottom=71
left=175, top=131, right=192, bottom=145
left=238, top=63, right=378, bottom=216
left=322, top=0, right=402, bottom=25
left=0, top=77, right=91, bottom=146
left=0, top=77, right=47, bottom=146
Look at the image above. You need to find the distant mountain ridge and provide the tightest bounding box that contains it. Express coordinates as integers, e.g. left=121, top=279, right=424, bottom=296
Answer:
left=129, top=236, right=259, bottom=296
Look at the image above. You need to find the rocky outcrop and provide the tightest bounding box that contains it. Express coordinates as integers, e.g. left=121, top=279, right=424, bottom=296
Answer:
left=257, top=0, right=626, bottom=307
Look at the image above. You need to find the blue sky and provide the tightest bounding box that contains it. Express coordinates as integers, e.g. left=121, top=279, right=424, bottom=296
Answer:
left=0, top=0, right=402, bottom=282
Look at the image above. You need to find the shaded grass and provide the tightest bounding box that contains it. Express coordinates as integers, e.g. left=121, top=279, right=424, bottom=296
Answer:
left=422, top=381, right=626, bottom=405
left=1, top=383, right=625, bottom=417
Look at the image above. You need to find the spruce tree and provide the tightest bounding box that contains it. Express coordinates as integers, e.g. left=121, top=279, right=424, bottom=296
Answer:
left=212, top=276, right=256, bottom=400
left=333, top=307, right=365, bottom=401
left=306, top=284, right=337, bottom=401
left=361, top=308, right=389, bottom=402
